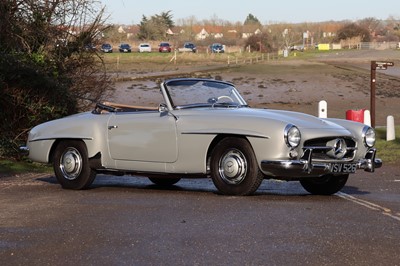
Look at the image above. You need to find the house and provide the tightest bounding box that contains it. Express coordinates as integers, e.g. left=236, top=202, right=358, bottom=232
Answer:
left=192, top=26, right=226, bottom=40
left=118, top=26, right=126, bottom=34
left=195, top=27, right=209, bottom=40
left=241, top=27, right=262, bottom=39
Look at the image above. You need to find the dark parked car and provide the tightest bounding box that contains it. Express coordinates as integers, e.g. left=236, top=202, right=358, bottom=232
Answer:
left=210, top=43, right=224, bottom=53
left=84, top=43, right=97, bottom=51
left=159, top=42, right=171, bottom=53
left=119, top=43, right=131, bottom=53
left=178, top=42, right=197, bottom=53
left=100, top=43, right=113, bottom=53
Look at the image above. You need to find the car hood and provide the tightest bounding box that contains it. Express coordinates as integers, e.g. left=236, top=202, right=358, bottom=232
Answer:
left=180, top=107, right=345, bottom=130
left=254, top=108, right=340, bottom=129
left=174, top=107, right=355, bottom=140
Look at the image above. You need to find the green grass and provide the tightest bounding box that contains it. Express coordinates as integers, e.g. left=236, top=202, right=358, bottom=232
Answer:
left=375, top=126, right=400, bottom=164
left=0, top=159, right=51, bottom=176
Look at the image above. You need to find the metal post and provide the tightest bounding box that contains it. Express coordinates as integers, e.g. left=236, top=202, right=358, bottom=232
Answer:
left=370, top=61, right=376, bottom=128
left=370, top=60, right=394, bottom=128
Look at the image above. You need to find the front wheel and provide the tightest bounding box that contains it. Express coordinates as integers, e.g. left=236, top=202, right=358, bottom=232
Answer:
left=300, top=174, right=349, bottom=195
left=210, top=137, right=263, bottom=196
left=53, top=140, right=96, bottom=190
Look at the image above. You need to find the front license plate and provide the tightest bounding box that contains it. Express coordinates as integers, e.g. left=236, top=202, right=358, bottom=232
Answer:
left=331, top=163, right=357, bottom=173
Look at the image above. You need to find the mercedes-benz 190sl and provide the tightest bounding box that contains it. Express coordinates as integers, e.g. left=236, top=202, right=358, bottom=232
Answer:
left=21, top=78, right=382, bottom=195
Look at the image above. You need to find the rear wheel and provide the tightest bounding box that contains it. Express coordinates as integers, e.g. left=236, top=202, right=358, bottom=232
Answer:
left=210, top=137, right=263, bottom=196
left=53, top=140, right=96, bottom=190
left=300, top=174, right=349, bottom=195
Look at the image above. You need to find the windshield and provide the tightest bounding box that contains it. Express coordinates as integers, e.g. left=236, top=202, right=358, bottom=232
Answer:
left=165, top=79, right=247, bottom=109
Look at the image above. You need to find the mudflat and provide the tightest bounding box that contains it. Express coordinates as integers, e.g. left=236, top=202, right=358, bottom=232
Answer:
left=108, top=50, right=400, bottom=126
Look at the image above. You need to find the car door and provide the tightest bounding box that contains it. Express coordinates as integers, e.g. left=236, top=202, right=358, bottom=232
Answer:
left=107, top=111, right=178, bottom=163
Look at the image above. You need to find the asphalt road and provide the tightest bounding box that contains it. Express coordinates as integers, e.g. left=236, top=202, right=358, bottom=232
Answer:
left=1, top=166, right=399, bottom=266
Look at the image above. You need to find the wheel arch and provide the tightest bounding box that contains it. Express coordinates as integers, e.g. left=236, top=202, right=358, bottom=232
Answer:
left=206, top=134, right=254, bottom=168
left=48, top=138, right=99, bottom=164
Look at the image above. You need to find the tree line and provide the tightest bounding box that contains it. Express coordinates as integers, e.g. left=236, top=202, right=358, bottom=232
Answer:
left=103, top=12, right=400, bottom=52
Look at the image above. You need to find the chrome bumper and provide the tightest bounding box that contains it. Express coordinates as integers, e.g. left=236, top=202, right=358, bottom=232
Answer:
left=19, top=146, right=30, bottom=156
left=261, top=148, right=382, bottom=177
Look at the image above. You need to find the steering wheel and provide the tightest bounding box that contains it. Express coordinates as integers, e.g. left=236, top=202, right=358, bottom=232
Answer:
left=217, top=95, right=234, bottom=102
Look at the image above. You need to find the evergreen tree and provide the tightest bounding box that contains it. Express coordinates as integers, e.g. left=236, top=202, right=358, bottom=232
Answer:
left=244, top=14, right=261, bottom=26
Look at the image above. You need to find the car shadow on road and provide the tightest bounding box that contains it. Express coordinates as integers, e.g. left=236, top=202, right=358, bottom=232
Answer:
left=35, top=174, right=323, bottom=197
left=341, top=186, right=371, bottom=195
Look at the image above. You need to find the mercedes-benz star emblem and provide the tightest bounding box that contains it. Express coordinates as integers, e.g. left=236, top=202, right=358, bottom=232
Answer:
left=327, top=138, right=347, bottom=159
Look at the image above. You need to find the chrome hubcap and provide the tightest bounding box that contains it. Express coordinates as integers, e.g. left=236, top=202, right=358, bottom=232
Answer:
left=60, top=148, right=82, bottom=180
left=218, top=149, right=247, bottom=185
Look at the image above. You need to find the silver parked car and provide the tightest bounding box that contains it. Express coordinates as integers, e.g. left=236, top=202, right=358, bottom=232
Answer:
left=21, top=78, right=382, bottom=195
left=138, top=43, right=151, bottom=53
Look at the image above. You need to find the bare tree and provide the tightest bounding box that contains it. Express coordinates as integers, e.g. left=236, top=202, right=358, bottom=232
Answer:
left=0, top=0, right=112, bottom=158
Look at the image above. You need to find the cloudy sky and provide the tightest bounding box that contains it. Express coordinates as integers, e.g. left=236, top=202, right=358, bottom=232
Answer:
left=99, top=0, right=400, bottom=25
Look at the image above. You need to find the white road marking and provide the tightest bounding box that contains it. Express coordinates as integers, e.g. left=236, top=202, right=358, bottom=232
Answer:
left=336, top=192, right=400, bottom=222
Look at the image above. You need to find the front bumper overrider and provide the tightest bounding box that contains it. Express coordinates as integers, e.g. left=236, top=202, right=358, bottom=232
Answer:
left=261, top=148, right=382, bottom=177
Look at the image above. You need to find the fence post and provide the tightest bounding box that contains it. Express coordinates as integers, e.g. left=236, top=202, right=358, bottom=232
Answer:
left=174, top=50, right=177, bottom=64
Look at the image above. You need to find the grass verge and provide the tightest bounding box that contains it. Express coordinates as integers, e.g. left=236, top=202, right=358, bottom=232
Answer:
left=0, top=159, right=51, bottom=177
left=375, top=126, right=400, bottom=165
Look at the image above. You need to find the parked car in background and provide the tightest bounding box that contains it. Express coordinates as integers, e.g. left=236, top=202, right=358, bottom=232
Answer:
left=210, top=43, right=225, bottom=53
left=100, top=43, right=113, bottom=53
left=138, top=43, right=151, bottom=53
left=159, top=42, right=171, bottom=53
left=118, top=43, right=131, bottom=53
left=21, top=78, right=382, bottom=196
left=290, top=45, right=305, bottom=51
left=210, top=43, right=224, bottom=53
left=84, top=43, right=97, bottom=52
left=178, top=42, right=197, bottom=53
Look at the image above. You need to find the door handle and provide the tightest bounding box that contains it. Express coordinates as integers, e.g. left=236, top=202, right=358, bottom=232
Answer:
left=108, top=125, right=118, bottom=130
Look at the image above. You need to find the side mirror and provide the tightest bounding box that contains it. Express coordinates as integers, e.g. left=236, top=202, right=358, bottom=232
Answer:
left=158, top=103, right=169, bottom=113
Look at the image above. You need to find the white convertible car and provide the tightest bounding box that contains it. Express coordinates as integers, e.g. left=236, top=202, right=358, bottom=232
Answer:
left=21, top=78, right=382, bottom=195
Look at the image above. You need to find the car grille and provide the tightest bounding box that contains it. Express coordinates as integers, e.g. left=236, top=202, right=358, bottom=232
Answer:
left=302, top=137, right=357, bottom=162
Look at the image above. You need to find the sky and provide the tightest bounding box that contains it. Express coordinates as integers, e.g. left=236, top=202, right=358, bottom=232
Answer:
left=99, top=0, right=400, bottom=25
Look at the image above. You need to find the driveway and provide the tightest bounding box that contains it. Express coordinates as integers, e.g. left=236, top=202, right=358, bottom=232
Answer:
left=1, top=165, right=399, bottom=265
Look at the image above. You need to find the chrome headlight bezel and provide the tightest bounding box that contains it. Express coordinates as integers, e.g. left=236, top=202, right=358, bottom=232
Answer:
left=362, top=126, right=376, bottom=148
left=284, top=124, right=301, bottom=148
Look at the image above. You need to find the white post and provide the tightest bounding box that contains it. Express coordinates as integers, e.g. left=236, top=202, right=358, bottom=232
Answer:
left=364, top=110, right=371, bottom=126
left=387, top=115, right=395, bottom=141
left=318, top=100, right=327, bottom=118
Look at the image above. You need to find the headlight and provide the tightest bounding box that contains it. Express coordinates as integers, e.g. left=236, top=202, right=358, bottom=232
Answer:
left=363, top=126, right=376, bottom=147
left=284, top=124, right=301, bottom=148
